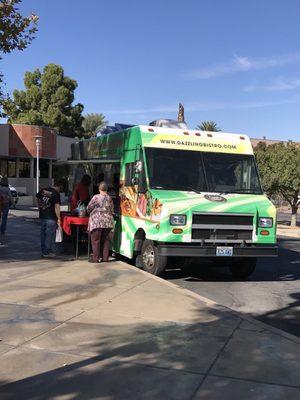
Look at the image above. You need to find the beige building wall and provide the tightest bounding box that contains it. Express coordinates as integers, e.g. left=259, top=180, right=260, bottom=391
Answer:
left=56, top=136, right=77, bottom=161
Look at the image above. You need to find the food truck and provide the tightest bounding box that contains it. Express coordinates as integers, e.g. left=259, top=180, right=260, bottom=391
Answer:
left=69, top=123, right=278, bottom=278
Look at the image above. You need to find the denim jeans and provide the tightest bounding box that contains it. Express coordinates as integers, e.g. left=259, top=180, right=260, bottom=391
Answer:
left=0, top=204, right=9, bottom=235
left=40, top=219, right=57, bottom=255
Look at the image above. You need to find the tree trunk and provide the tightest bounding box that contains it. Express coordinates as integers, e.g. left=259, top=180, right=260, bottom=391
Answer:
left=290, top=205, right=298, bottom=227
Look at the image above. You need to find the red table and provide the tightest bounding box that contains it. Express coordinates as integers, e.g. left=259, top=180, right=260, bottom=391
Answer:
left=62, top=215, right=89, bottom=259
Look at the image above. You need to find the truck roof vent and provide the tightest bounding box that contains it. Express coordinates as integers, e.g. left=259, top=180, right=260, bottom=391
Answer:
left=149, top=119, right=188, bottom=129
left=96, top=123, right=134, bottom=136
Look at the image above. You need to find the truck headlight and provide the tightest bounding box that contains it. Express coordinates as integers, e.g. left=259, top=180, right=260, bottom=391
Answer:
left=170, top=214, right=187, bottom=226
left=259, top=217, right=273, bottom=228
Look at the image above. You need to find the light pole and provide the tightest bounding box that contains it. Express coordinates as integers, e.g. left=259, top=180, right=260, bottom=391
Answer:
left=33, top=135, right=42, bottom=194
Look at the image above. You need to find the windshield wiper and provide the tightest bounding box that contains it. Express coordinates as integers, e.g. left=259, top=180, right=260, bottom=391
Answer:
left=230, top=189, right=263, bottom=194
left=152, top=184, right=201, bottom=194
left=177, top=185, right=201, bottom=194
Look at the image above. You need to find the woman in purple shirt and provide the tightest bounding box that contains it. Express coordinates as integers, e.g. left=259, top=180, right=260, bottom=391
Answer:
left=87, top=181, right=114, bottom=263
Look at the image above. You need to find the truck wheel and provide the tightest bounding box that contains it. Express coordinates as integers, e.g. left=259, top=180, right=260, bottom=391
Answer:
left=229, top=258, right=256, bottom=279
left=139, top=240, right=167, bottom=276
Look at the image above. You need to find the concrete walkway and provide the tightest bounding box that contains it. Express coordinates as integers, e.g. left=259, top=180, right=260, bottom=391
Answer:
left=277, top=224, right=300, bottom=239
left=0, top=215, right=299, bottom=399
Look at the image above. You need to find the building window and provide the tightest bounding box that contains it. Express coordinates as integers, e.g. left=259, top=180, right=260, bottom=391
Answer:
left=40, top=159, right=49, bottom=178
left=0, top=159, right=8, bottom=176
left=7, top=160, right=16, bottom=177
left=34, top=159, right=49, bottom=178
left=19, top=159, right=31, bottom=178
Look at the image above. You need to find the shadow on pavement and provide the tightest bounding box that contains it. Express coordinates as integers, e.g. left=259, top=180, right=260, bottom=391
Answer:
left=257, top=292, right=300, bottom=337
left=163, top=239, right=300, bottom=338
left=1, top=215, right=84, bottom=262
left=0, top=307, right=299, bottom=399
left=0, top=217, right=299, bottom=398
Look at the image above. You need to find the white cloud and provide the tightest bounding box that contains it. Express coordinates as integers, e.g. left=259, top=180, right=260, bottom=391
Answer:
left=186, top=53, right=300, bottom=80
left=244, top=77, right=300, bottom=92
left=234, top=55, right=252, bottom=70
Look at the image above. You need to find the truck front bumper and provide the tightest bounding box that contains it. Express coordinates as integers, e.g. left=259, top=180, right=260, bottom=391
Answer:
left=157, top=243, right=278, bottom=258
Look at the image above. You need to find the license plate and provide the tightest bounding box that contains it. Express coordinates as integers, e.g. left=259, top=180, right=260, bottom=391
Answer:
left=216, top=246, right=233, bottom=257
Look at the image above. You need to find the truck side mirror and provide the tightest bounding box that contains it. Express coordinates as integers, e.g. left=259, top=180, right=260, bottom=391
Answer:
left=134, top=160, right=143, bottom=173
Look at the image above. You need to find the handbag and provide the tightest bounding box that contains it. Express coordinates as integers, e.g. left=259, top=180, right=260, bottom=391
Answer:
left=55, top=227, right=63, bottom=243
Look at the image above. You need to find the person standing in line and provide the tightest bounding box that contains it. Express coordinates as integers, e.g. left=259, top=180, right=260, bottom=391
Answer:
left=70, top=174, right=91, bottom=212
left=36, top=183, right=61, bottom=258
left=0, top=177, right=13, bottom=246
left=87, top=181, right=114, bottom=263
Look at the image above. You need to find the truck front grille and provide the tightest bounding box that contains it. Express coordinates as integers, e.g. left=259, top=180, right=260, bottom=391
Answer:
left=192, top=213, right=254, bottom=243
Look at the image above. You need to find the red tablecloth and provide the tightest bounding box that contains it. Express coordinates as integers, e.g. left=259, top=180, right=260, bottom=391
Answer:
left=62, top=215, right=89, bottom=236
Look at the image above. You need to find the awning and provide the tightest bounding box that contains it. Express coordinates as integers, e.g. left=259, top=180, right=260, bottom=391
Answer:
left=54, top=159, right=120, bottom=166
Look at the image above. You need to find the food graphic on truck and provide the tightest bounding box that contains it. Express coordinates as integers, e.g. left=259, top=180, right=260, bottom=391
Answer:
left=68, top=120, right=277, bottom=278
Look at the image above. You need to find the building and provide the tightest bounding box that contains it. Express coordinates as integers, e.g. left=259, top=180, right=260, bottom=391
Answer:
left=0, top=124, right=76, bottom=200
left=251, top=137, right=300, bottom=148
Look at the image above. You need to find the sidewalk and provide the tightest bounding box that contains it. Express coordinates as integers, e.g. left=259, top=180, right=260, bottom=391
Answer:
left=277, top=224, right=300, bottom=239
left=0, top=216, right=299, bottom=399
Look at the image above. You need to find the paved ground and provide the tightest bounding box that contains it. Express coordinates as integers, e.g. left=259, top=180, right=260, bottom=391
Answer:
left=8, top=208, right=300, bottom=336
left=163, top=211, right=300, bottom=338
left=164, top=238, right=300, bottom=337
left=0, top=215, right=299, bottom=399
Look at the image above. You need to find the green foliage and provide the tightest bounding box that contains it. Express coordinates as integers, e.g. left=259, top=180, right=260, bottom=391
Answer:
left=0, top=0, right=38, bottom=106
left=0, top=0, right=38, bottom=53
left=82, top=113, right=107, bottom=138
left=196, top=121, right=221, bottom=132
left=3, top=63, right=84, bottom=137
left=254, top=142, right=300, bottom=225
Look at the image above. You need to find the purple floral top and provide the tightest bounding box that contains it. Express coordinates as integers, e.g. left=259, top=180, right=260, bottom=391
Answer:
left=87, top=194, right=114, bottom=232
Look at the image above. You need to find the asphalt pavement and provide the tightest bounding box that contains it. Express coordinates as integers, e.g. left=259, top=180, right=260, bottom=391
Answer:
left=164, top=238, right=300, bottom=337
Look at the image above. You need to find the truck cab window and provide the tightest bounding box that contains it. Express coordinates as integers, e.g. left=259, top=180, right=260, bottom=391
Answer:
left=125, top=163, right=135, bottom=186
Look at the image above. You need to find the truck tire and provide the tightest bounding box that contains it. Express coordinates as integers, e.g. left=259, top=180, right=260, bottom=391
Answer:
left=229, top=258, right=256, bottom=279
left=138, top=239, right=167, bottom=276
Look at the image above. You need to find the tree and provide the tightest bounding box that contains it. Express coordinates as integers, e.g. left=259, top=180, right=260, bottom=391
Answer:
left=254, top=142, right=300, bottom=227
left=0, top=0, right=38, bottom=106
left=82, top=113, right=107, bottom=138
left=196, top=121, right=221, bottom=132
left=3, top=63, right=84, bottom=137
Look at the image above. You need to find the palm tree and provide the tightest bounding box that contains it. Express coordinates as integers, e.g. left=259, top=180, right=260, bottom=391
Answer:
left=82, top=113, right=107, bottom=138
left=196, top=121, right=221, bottom=132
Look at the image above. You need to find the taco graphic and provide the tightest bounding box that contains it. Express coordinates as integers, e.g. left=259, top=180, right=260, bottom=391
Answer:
left=136, top=193, right=147, bottom=217
left=151, top=199, right=163, bottom=221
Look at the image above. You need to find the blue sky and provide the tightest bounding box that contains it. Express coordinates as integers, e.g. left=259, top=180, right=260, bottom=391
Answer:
left=2, top=0, right=300, bottom=140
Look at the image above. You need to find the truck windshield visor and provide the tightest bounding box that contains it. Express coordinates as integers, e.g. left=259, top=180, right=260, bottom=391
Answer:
left=145, top=148, right=263, bottom=194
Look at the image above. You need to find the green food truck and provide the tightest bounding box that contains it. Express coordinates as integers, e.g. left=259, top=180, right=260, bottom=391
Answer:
left=69, top=123, right=278, bottom=278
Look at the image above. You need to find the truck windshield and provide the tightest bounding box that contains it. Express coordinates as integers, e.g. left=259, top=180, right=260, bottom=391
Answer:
left=145, top=148, right=262, bottom=194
